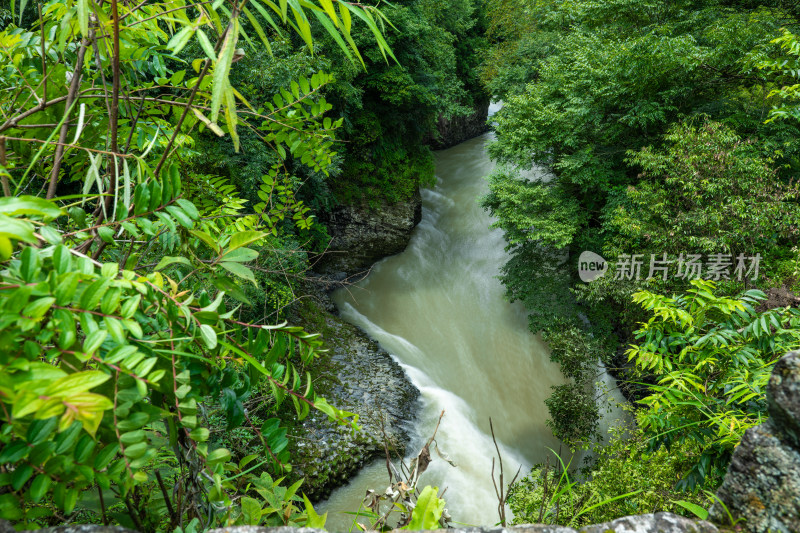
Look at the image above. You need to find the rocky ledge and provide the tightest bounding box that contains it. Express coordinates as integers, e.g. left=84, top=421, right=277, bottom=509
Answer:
left=313, top=190, right=422, bottom=279
left=287, top=283, right=420, bottom=502
left=22, top=512, right=718, bottom=532
left=425, top=99, right=491, bottom=150
left=710, top=350, right=800, bottom=532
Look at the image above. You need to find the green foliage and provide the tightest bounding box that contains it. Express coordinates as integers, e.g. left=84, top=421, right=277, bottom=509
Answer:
left=628, top=279, right=800, bottom=488
left=480, top=0, right=800, bottom=471
left=508, top=427, right=710, bottom=527
left=482, top=168, right=586, bottom=249
left=403, top=486, right=446, bottom=530
left=607, top=120, right=800, bottom=259
left=756, top=29, right=800, bottom=123
left=0, top=0, right=397, bottom=529
left=544, top=385, right=601, bottom=445
left=318, top=0, right=489, bottom=205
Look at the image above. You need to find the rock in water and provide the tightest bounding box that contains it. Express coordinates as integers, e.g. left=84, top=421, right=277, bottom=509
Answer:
left=710, top=351, right=800, bottom=532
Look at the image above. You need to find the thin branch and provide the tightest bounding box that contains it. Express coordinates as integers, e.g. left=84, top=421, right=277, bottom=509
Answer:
left=0, top=137, right=10, bottom=196
left=46, top=33, right=91, bottom=199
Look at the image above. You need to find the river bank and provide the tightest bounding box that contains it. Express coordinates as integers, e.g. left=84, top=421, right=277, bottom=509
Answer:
left=316, top=129, right=566, bottom=530
left=284, top=103, right=494, bottom=503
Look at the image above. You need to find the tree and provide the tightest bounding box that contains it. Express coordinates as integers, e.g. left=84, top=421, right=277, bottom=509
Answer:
left=607, top=119, right=800, bottom=259
left=0, top=0, right=394, bottom=528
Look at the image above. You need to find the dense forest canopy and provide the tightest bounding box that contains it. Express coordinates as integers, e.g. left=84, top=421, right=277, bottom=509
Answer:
left=481, top=0, right=800, bottom=526
left=0, top=0, right=485, bottom=529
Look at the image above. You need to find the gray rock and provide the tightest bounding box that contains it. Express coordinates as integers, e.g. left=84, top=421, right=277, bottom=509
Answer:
left=288, top=288, right=420, bottom=501
left=766, top=350, right=800, bottom=448
left=426, top=99, right=491, bottom=150
left=32, top=527, right=136, bottom=533
left=314, top=190, right=422, bottom=278
left=710, top=351, right=800, bottom=532
left=579, top=513, right=718, bottom=533
left=203, top=514, right=714, bottom=533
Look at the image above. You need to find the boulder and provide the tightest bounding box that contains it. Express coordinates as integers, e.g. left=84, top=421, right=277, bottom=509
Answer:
left=314, top=190, right=422, bottom=278
left=709, top=351, right=800, bottom=532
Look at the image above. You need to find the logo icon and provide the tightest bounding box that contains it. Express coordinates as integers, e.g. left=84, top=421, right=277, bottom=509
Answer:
left=578, top=251, right=607, bottom=282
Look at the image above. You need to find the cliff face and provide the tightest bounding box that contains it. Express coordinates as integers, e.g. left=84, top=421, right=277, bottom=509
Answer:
left=426, top=99, right=491, bottom=150
left=313, top=189, right=422, bottom=279
left=710, top=350, right=800, bottom=532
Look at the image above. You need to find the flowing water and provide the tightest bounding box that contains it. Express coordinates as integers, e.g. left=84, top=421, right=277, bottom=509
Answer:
left=318, top=113, right=570, bottom=530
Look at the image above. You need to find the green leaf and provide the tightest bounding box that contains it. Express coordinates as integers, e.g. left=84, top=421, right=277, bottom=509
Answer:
left=45, top=371, right=110, bottom=397
left=188, top=427, right=210, bottom=442
left=196, top=29, right=217, bottom=60
left=97, top=226, right=115, bottom=243
left=207, top=448, right=231, bottom=464
left=221, top=247, right=259, bottom=262
left=200, top=324, right=218, bottom=349
left=165, top=205, right=194, bottom=228
left=190, top=229, right=221, bottom=253
left=120, top=430, right=146, bottom=445
left=0, top=195, right=63, bottom=220
left=28, top=474, right=51, bottom=502
left=404, top=486, right=444, bottom=530
left=0, top=214, right=36, bottom=243
left=83, top=329, right=107, bottom=355
left=303, top=494, right=327, bottom=528
left=211, top=20, right=239, bottom=123
left=11, top=464, right=33, bottom=491
left=40, top=225, right=63, bottom=244
left=176, top=198, right=200, bottom=220
left=77, top=0, right=89, bottom=36
left=94, top=444, right=120, bottom=470
left=80, top=278, right=110, bottom=311
left=155, top=255, right=193, bottom=271
left=228, top=230, right=268, bottom=252
left=671, top=500, right=709, bottom=520
left=167, top=25, right=195, bottom=55
left=26, top=417, right=58, bottom=445
left=219, top=261, right=257, bottom=285
left=23, top=297, right=55, bottom=319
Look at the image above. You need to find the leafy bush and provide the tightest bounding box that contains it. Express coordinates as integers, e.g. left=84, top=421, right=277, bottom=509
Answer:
left=0, top=0, right=395, bottom=528
left=628, top=279, right=800, bottom=488
left=508, top=426, right=710, bottom=528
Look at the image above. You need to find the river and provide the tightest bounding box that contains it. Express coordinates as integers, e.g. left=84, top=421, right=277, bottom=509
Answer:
left=318, top=108, right=569, bottom=530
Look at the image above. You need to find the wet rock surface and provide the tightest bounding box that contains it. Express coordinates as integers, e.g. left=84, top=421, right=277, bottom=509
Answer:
left=27, top=514, right=716, bottom=533
left=288, top=286, right=420, bottom=502
left=710, top=351, right=800, bottom=532
left=313, top=190, right=422, bottom=278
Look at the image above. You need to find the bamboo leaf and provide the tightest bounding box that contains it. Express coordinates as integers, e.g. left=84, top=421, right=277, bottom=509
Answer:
left=210, top=20, right=239, bottom=123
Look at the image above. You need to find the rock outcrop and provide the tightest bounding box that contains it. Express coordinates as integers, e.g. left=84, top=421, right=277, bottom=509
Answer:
left=426, top=99, right=491, bottom=149
left=209, top=515, right=719, bottom=533
left=287, top=287, right=420, bottom=501
left=710, top=351, right=800, bottom=532
left=313, top=190, right=422, bottom=278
